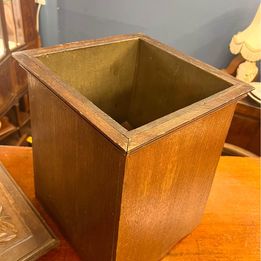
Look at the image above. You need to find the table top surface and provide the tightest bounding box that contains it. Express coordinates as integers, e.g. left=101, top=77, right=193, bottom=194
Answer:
left=0, top=146, right=259, bottom=261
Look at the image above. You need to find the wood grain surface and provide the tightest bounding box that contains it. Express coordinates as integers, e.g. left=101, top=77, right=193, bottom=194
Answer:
left=0, top=146, right=259, bottom=261
left=116, top=104, right=236, bottom=261
left=28, top=77, right=126, bottom=261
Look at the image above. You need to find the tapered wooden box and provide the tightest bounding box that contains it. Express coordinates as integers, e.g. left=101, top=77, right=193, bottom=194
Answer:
left=13, top=34, right=252, bottom=261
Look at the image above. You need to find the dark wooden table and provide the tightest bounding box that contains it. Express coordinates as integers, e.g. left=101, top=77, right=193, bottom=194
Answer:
left=0, top=146, right=259, bottom=261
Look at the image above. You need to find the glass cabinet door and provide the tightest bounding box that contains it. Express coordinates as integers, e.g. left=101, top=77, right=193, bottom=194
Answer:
left=3, top=0, right=24, bottom=50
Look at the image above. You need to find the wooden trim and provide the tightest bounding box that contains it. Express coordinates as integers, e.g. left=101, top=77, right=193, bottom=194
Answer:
left=127, top=85, right=249, bottom=152
left=26, top=62, right=129, bottom=151
left=13, top=34, right=254, bottom=153
left=24, top=34, right=141, bottom=57
left=17, top=33, right=241, bottom=86
left=14, top=50, right=130, bottom=151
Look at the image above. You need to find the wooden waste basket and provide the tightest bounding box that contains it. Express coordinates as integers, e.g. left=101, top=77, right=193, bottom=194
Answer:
left=13, top=34, right=252, bottom=261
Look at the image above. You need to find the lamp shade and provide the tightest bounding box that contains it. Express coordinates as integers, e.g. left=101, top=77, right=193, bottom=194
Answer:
left=230, top=4, right=261, bottom=62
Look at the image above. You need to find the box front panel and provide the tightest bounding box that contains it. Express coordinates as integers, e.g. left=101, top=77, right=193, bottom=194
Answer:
left=28, top=75, right=125, bottom=261
left=117, top=103, right=236, bottom=261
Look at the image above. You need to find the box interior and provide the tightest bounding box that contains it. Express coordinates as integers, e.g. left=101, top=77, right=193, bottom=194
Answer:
left=38, top=39, right=232, bottom=130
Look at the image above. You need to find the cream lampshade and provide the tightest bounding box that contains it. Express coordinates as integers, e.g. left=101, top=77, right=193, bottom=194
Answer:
left=229, top=4, right=261, bottom=83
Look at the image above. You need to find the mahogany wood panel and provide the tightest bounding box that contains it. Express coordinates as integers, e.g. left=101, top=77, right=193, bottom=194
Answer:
left=116, top=104, right=236, bottom=261
left=28, top=76, right=126, bottom=261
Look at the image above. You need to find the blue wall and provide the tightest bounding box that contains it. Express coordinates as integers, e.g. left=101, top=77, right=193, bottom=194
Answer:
left=40, top=0, right=259, bottom=68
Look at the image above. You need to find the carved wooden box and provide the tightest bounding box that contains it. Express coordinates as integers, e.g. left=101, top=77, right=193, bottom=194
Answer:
left=13, top=34, right=252, bottom=261
left=0, top=163, right=57, bottom=260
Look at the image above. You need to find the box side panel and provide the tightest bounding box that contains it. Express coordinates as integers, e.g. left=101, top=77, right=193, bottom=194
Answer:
left=38, top=40, right=139, bottom=124
left=116, top=103, right=236, bottom=261
left=127, top=40, right=232, bottom=128
left=28, top=75, right=125, bottom=261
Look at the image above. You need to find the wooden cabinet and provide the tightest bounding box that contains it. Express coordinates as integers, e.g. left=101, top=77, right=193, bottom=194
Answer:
left=226, top=97, right=260, bottom=155
left=0, top=0, right=39, bottom=145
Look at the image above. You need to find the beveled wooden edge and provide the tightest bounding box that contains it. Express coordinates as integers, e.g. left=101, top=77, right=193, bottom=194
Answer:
left=127, top=84, right=250, bottom=152
left=13, top=52, right=130, bottom=152
left=0, top=163, right=59, bottom=260
left=12, top=34, right=253, bottom=153
left=18, top=34, right=141, bottom=57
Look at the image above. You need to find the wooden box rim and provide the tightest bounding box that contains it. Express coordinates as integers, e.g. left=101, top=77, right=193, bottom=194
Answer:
left=12, top=34, right=253, bottom=153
